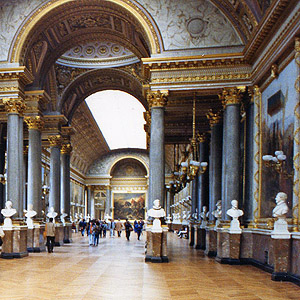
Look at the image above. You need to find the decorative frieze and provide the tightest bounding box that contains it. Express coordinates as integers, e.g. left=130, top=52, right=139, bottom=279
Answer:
left=3, top=97, right=26, bottom=115
left=24, top=116, right=44, bottom=131
left=147, top=90, right=168, bottom=108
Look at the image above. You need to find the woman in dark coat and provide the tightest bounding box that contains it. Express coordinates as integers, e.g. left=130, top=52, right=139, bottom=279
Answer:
left=124, top=219, right=132, bottom=241
left=134, top=220, right=143, bottom=240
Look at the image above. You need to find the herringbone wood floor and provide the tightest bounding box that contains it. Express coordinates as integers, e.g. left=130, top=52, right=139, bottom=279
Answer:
left=0, top=231, right=299, bottom=300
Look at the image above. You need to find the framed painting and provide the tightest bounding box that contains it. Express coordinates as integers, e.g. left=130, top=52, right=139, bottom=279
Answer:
left=113, top=193, right=145, bottom=220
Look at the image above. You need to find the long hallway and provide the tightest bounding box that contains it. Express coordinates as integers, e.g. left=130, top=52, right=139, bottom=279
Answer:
left=0, top=232, right=299, bottom=300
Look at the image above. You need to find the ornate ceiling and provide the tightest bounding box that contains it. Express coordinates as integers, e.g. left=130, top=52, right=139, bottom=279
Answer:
left=0, top=0, right=298, bottom=175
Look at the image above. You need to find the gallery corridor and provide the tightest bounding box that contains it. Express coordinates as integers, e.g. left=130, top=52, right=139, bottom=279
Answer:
left=0, top=232, right=299, bottom=300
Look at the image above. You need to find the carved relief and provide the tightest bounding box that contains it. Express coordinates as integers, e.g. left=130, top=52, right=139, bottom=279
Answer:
left=139, top=0, right=242, bottom=49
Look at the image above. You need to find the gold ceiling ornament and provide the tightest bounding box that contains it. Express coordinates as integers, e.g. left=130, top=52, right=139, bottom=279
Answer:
left=146, top=90, right=168, bottom=109
left=48, top=135, right=63, bottom=147
left=2, top=97, right=26, bottom=115
left=206, top=109, right=222, bottom=126
left=23, top=145, right=29, bottom=156
left=61, top=143, right=73, bottom=155
left=24, top=116, right=44, bottom=131
left=222, top=87, right=242, bottom=106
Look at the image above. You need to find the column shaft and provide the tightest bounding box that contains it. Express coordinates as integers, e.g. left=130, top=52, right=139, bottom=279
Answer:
left=49, top=146, right=61, bottom=213
left=105, top=187, right=111, bottom=216
left=61, top=152, right=71, bottom=217
left=7, top=113, right=21, bottom=216
left=149, top=107, right=165, bottom=209
left=27, top=128, right=42, bottom=217
left=209, top=123, right=223, bottom=221
left=224, top=104, right=240, bottom=217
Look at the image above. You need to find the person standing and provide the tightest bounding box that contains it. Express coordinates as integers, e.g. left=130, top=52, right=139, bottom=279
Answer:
left=93, top=221, right=101, bottom=246
left=46, top=217, right=56, bottom=253
left=124, top=219, right=133, bottom=241
left=134, top=220, right=143, bottom=240
left=109, top=219, right=116, bottom=237
left=115, top=218, right=123, bottom=237
left=79, top=218, right=86, bottom=236
left=87, top=221, right=94, bottom=246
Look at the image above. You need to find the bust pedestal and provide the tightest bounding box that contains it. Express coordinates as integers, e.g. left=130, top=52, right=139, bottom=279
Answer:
left=63, top=223, right=73, bottom=243
left=216, top=229, right=241, bottom=264
left=145, top=226, right=168, bottom=263
left=1, top=226, right=28, bottom=259
left=204, top=227, right=217, bottom=256
left=55, top=223, right=64, bottom=246
left=27, top=224, right=46, bottom=252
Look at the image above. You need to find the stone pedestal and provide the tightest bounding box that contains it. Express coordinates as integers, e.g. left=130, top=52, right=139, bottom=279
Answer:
left=189, top=224, right=195, bottom=247
left=271, top=238, right=291, bottom=281
left=63, top=223, right=73, bottom=243
left=27, top=224, right=46, bottom=252
left=216, top=230, right=241, bottom=264
left=1, top=226, right=28, bottom=259
left=55, top=224, right=64, bottom=246
left=204, top=228, right=217, bottom=256
left=145, top=227, right=168, bottom=263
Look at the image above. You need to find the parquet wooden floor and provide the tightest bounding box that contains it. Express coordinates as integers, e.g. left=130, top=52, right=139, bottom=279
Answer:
left=0, top=231, right=299, bottom=300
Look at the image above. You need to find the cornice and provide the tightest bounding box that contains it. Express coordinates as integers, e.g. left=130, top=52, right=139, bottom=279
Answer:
left=0, top=67, right=33, bottom=86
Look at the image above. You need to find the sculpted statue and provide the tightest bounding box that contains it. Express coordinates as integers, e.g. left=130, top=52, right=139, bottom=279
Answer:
left=60, top=210, right=68, bottom=225
left=271, top=192, right=290, bottom=237
left=147, top=199, right=166, bottom=232
left=200, top=206, right=209, bottom=228
left=24, top=204, right=37, bottom=229
left=226, top=200, right=243, bottom=234
left=212, top=200, right=222, bottom=229
left=1, top=200, right=17, bottom=228
left=47, top=207, right=58, bottom=222
left=166, top=214, right=172, bottom=224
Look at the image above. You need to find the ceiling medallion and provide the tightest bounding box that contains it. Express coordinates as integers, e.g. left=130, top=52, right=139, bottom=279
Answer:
left=186, top=17, right=206, bottom=38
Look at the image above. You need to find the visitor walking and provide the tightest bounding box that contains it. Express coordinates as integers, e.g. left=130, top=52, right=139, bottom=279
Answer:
left=115, top=218, right=123, bottom=237
left=45, top=217, right=56, bottom=253
left=134, top=220, right=143, bottom=240
left=124, top=219, right=133, bottom=241
left=109, top=219, right=116, bottom=237
left=93, top=221, right=101, bottom=246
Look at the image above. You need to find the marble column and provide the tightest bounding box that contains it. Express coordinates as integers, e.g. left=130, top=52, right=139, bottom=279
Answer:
left=91, top=188, right=95, bottom=219
left=0, top=128, right=6, bottom=217
left=4, top=98, right=26, bottom=217
left=197, top=134, right=209, bottom=218
left=48, top=135, right=62, bottom=216
left=25, top=116, right=44, bottom=218
left=147, top=90, right=168, bottom=210
left=61, top=143, right=72, bottom=219
left=222, top=88, right=241, bottom=218
left=105, top=185, right=111, bottom=216
left=19, top=116, right=25, bottom=213
left=207, top=111, right=223, bottom=222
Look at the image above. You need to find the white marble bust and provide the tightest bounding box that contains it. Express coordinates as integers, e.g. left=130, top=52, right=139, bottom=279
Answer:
left=227, top=200, right=243, bottom=234
left=271, top=192, right=290, bottom=238
left=212, top=200, right=222, bottom=229
left=1, top=200, right=17, bottom=229
left=47, top=207, right=58, bottom=221
left=166, top=214, right=172, bottom=224
left=147, top=199, right=166, bottom=232
left=60, top=210, right=68, bottom=225
left=200, top=206, right=209, bottom=228
left=24, top=204, right=37, bottom=229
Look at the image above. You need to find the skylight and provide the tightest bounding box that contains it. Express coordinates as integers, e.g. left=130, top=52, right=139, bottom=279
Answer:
left=85, top=90, right=146, bottom=150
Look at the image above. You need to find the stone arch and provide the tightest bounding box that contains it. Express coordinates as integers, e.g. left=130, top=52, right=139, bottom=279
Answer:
left=59, top=68, right=146, bottom=123
left=9, top=0, right=163, bottom=65
left=109, top=156, right=149, bottom=177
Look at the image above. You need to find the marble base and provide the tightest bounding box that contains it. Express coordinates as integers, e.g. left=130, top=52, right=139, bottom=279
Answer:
left=63, top=223, right=73, bottom=243
left=1, top=226, right=28, bottom=259
left=189, top=224, right=195, bottom=247
left=28, top=224, right=46, bottom=252
left=216, top=231, right=241, bottom=264
left=55, top=224, right=64, bottom=246
left=145, top=227, right=168, bottom=263
left=271, top=238, right=290, bottom=280
left=204, top=228, right=217, bottom=256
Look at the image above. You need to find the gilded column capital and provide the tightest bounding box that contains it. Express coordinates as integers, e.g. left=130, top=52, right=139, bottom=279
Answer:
left=206, top=110, right=222, bottom=126
left=24, top=116, right=44, bottom=131
left=295, top=37, right=300, bottom=53
left=147, top=90, right=168, bottom=109
left=197, top=133, right=207, bottom=143
left=222, top=87, right=242, bottom=106
left=3, top=97, right=26, bottom=115
left=106, top=185, right=111, bottom=191
left=61, top=143, right=73, bottom=155
left=48, top=135, right=62, bottom=147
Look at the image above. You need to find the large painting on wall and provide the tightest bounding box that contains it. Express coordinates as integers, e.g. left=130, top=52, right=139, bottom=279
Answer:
left=261, top=61, right=297, bottom=218
left=113, top=193, right=145, bottom=220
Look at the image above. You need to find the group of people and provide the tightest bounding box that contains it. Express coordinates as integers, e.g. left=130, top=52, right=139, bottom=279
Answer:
left=78, top=218, right=145, bottom=245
